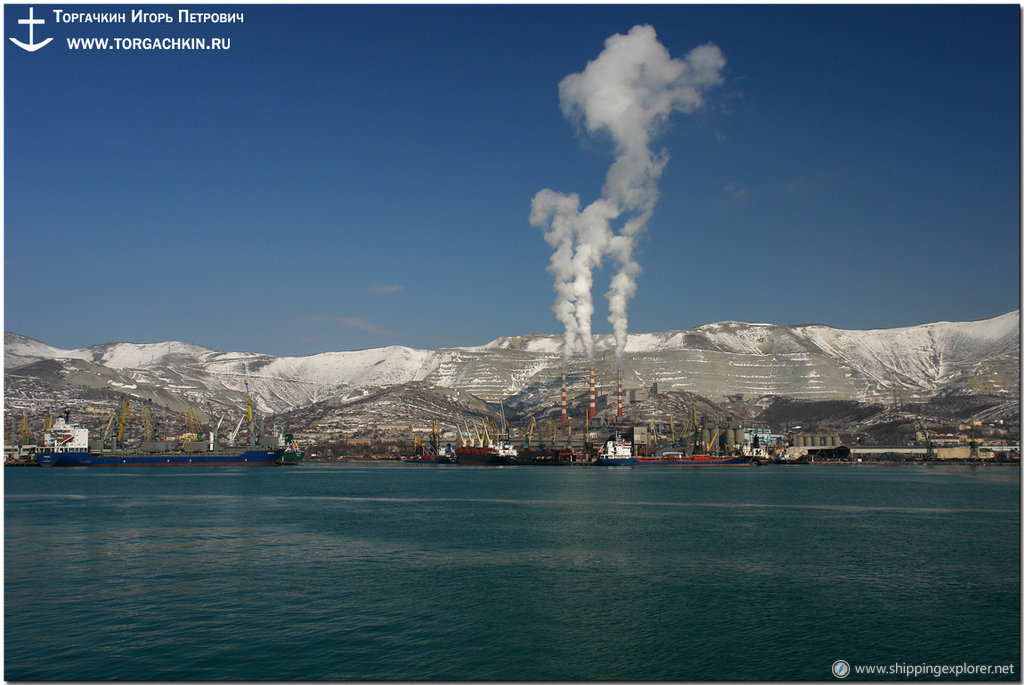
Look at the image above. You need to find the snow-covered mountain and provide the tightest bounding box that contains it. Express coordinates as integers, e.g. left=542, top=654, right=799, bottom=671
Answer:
left=5, top=311, right=1019, bottom=421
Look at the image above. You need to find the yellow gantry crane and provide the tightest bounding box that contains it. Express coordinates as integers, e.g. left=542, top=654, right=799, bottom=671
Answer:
left=102, top=410, right=117, bottom=445
left=707, top=428, right=721, bottom=455
left=18, top=415, right=33, bottom=445
left=523, top=417, right=536, bottom=449
left=430, top=419, right=441, bottom=454
left=243, top=379, right=260, bottom=447
left=541, top=417, right=557, bottom=450
left=483, top=417, right=499, bottom=447
left=182, top=405, right=203, bottom=440
left=113, top=398, right=131, bottom=449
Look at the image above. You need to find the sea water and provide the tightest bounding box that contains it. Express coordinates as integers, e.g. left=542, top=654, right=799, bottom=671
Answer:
left=5, top=463, right=1020, bottom=681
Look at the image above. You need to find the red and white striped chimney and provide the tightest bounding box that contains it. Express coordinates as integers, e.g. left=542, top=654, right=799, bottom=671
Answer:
left=617, top=367, right=623, bottom=418
left=560, top=371, right=567, bottom=430
left=588, top=367, right=596, bottom=420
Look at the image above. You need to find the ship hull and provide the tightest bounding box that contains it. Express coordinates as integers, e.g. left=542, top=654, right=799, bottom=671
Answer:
left=454, top=447, right=515, bottom=465
left=275, top=450, right=304, bottom=465
left=36, top=449, right=284, bottom=467
left=598, top=454, right=751, bottom=465
left=514, top=449, right=573, bottom=465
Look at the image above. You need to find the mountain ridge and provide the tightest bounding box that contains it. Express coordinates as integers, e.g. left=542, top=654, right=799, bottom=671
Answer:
left=5, top=311, right=1019, bottom=421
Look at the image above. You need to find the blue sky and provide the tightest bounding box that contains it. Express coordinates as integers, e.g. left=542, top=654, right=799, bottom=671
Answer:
left=5, top=4, right=1019, bottom=357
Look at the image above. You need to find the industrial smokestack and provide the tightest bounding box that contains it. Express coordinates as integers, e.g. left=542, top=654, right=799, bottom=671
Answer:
left=589, top=367, right=596, bottom=420
left=561, top=371, right=567, bottom=430
left=617, top=367, right=623, bottom=418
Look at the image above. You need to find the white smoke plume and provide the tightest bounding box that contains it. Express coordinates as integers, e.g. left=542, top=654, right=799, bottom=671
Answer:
left=531, top=25, right=725, bottom=365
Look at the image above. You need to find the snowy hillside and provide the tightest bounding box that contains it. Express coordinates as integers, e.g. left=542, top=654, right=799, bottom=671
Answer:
left=5, top=311, right=1019, bottom=417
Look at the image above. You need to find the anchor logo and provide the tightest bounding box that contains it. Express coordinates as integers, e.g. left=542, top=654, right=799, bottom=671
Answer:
left=9, top=7, right=53, bottom=52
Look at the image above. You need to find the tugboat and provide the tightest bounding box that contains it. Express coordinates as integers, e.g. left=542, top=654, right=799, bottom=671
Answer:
left=275, top=433, right=305, bottom=465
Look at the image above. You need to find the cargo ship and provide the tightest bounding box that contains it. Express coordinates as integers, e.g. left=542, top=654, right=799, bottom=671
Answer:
left=513, top=447, right=573, bottom=465
left=634, top=450, right=751, bottom=465
left=404, top=442, right=456, bottom=463
left=595, top=434, right=750, bottom=465
left=455, top=438, right=518, bottom=465
left=594, top=434, right=635, bottom=465
left=35, top=393, right=297, bottom=467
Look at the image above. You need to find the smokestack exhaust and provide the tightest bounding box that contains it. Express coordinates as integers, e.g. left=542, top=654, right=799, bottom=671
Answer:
left=531, top=26, right=725, bottom=366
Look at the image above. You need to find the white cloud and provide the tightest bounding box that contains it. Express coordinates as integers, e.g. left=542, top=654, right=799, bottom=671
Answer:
left=369, top=284, right=403, bottom=295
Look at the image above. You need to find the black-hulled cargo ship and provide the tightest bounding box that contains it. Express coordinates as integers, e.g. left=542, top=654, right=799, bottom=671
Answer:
left=513, top=447, right=574, bottom=465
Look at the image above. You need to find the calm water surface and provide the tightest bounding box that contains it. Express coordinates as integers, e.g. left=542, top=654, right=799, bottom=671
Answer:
left=5, top=463, right=1020, bottom=680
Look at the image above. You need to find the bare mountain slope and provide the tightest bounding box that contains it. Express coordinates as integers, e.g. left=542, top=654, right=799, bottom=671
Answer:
left=5, top=312, right=1018, bottom=423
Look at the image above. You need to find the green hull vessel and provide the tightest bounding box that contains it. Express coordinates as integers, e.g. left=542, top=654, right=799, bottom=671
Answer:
left=276, top=450, right=304, bottom=465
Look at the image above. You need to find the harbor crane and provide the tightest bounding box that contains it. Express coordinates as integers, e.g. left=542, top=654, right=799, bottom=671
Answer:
left=113, top=398, right=131, bottom=450
left=18, top=415, right=32, bottom=446
left=102, top=410, right=117, bottom=445
left=229, top=415, right=245, bottom=446
left=429, top=419, right=441, bottom=454
left=483, top=417, right=500, bottom=447
left=540, top=417, right=557, bottom=450
left=141, top=403, right=154, bottom=443
left=969, top=414, right=980, bottom=460
left=243, top=380, right=262, bottom=447
left=686, top=405, right=702, bottom=452
left=916, top=416, right=935, bottom=459
left=461, top=420, right=476, bottom=447
left=523, top=417, right=536, bottom=449
left=212, top=415, right=224, bottom=447
left=182, top=406, right=203, bottom=439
